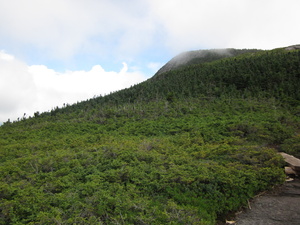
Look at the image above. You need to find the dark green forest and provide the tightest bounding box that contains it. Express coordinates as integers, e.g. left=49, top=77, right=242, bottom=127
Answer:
left=0, top=46, right=300, bottom=224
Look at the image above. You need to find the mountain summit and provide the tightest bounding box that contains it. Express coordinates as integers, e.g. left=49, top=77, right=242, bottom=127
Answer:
left=155, top=48, right=259, bottom=76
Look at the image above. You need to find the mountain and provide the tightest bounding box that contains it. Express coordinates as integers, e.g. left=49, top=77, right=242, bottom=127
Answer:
left=0, top=46, right=299, bottom=224
left=154, top=48, right=260, bottom=75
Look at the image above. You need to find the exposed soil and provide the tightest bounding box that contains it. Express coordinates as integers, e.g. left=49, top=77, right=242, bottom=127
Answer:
left=220, top=177, right=300, bottom=225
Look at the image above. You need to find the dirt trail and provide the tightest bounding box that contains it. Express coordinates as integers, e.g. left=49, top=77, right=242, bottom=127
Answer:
left=233, top=177, right=300, bottom=225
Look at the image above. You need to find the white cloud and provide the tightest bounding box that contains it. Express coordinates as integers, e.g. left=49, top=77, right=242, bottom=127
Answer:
left=148, top=0, right=300, bottom=51
left=0, top=0, right=157, bottom=61
left=0, top=0, right=299, bottom=65
left=0, top=51, right=147, bottom=123
left=0, top=51, right=37, bottom=121
left=0, top=51, right=15, bottom=61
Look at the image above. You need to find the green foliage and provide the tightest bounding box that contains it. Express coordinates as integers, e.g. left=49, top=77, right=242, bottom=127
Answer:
left=0, top=47, right=299, bottom=224
left=281, top=134, right=300, bottom=158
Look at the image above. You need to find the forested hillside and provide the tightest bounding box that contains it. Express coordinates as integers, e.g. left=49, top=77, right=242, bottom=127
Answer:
left=0, top=46, right=299, bottom=224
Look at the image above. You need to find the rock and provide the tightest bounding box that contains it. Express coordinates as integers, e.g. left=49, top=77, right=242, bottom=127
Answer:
left=285, top=167, right=297, bottom=176
left=285, top=45, right=300, bottom=50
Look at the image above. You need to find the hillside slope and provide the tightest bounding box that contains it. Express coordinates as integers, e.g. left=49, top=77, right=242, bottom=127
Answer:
left=0, top=46, right=299, bottom=225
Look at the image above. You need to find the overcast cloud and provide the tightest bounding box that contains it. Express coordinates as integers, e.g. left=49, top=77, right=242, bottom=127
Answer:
left=0, top=0, right=299, bottom=122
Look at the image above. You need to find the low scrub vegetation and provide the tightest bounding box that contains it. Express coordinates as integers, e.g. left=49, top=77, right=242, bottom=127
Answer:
left=0, top=47, right=299, bottom=224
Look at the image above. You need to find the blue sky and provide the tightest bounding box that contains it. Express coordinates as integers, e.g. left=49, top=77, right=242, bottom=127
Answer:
left=1, top=0, right=300, bottom=122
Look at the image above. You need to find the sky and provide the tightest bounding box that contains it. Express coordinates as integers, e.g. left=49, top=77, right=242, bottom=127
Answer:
left=0, top=0, right=300, bottom=123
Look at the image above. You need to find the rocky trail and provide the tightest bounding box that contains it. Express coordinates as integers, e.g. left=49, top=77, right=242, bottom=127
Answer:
left=233, top=177, right=300, bottom=225
left=220, top=153, right=300, bottom=225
